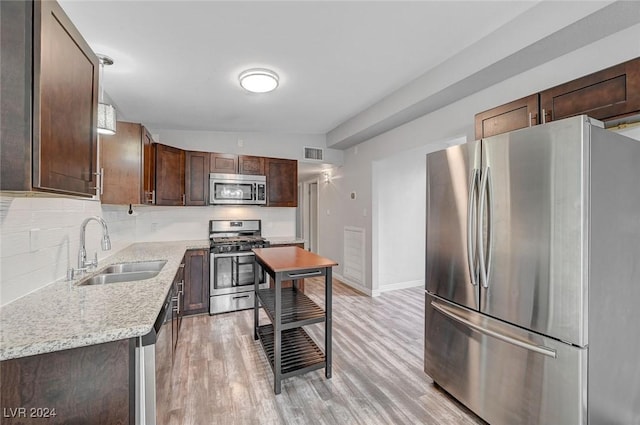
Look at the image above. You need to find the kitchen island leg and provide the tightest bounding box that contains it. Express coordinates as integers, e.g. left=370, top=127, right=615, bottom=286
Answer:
left=274, top=272, right=282, bottom=394
left=253, top=260, right=259, bottom=340
left=325, top=267, right=332, bottom=379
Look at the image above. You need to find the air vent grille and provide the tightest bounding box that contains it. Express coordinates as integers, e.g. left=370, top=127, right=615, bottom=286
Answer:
left=304, top=147, right=323, bottom=161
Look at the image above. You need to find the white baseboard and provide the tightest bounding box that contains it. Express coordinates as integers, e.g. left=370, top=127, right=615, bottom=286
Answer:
left=374, top=279, right=424, bottom=296
left=333, top=273, right=374, bottom=297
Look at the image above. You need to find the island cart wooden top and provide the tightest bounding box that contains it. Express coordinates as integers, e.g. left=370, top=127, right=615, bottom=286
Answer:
left=252, top=246, right=338, bottom=274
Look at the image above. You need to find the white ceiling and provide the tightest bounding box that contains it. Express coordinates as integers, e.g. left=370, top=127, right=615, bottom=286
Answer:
left=59, top=1, right=539, bottom=136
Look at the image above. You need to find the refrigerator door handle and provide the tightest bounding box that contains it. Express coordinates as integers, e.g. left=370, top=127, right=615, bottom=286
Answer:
left=467, top=168, right=479, bottom=286
left=431, top=298, right=557, bottom=358
left=478, top=166, right=492, bottom=288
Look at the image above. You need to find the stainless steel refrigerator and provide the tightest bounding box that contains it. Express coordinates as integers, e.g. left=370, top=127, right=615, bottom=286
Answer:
left=424, top=115, right=640, bottom=425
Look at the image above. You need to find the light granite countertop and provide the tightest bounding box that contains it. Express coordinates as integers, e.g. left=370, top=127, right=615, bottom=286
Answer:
left=266, top=237, right=305, bottom=246
left=0, top=240, right=209, bottom=361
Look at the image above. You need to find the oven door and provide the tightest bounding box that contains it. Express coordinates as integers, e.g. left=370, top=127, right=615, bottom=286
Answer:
left=210, top=252, right=265, bottom=295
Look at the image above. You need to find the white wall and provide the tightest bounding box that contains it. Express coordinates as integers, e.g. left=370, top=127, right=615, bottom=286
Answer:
left=372, top=138, right=464, bottom=295
left=319, top=23, right=640, bottom=295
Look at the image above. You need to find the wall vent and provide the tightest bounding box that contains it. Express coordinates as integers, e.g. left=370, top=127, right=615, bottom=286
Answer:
left=344, top=226, right=365, bottom=284
left=304, top=147, right=324, bottom=161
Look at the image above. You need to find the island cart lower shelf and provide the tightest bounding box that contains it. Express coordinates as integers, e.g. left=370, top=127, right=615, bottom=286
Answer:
left=252, top=246, right=338, bottom=394
left=257, top=324, right=326, bottom=376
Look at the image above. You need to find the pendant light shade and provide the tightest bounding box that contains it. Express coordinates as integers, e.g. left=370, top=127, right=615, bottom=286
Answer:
left=97, top=103, right=116, bottom=135
left=97, top=54, right=116, bottom=135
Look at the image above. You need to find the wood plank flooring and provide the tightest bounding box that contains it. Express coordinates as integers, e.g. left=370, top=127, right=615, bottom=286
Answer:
left=161, top=279, right=485, bottom=425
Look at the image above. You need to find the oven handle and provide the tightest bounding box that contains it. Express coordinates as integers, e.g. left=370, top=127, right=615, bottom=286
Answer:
left=211, top=251, right=256, bottom=258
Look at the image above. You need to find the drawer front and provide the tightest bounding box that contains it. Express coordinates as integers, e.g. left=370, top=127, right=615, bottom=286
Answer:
left=282, top=268, right=325, bottom=281
left=210, top=291, right=255, bottom=314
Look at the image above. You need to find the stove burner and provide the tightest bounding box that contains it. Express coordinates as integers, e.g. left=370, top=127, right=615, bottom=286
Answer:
left=211, top=236, right=265, bottom=245
left=209, top=220, right=269, bottom=253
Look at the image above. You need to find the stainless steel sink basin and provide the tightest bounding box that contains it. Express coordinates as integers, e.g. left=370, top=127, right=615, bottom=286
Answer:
left=78, top=260, right=167, bottom=286
left=79, top=270, right=160, bottom=286
left=102, top=260, right=167, bottom=274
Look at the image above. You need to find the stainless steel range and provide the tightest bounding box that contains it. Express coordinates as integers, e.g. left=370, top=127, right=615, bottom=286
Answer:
left=209, top=219, right=269, bottom=314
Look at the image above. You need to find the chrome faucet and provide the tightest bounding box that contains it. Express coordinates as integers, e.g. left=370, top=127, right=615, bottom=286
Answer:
left=77, top=216, right=111, bottom=272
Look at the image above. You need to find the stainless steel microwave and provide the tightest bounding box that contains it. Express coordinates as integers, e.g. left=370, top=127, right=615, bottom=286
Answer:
left=209, top=173, right=267, bottom=205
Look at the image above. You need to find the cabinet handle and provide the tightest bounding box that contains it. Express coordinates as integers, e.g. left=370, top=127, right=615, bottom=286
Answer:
left=542, top=108, right=547, bottom=124
left=92, top=169, right=104, bottom=196
left=178, top=280, right=184, bottom=294
left=232, top=295, right=250, bottom=300
left=147, top=190, right=156, bottom=204
left=182, top=193, right=186, bottom=205
left=287, top=270, right=322, bottom=278
left=528, top=112, right=532, bottom=127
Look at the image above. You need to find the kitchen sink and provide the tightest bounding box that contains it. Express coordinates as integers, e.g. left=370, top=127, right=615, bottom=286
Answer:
left=79, top=271, right=160, bottom=286
left=102, top=260, right=167, bottom=274
left=77, top=260, right=167, bottom=286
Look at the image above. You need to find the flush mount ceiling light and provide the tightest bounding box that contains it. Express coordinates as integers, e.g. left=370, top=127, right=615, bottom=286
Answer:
left=239, top=68, right=279, bottom=93
left=97, top=54, right=116, bottom=135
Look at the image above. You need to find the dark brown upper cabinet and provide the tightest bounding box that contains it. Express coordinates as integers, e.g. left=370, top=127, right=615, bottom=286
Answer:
left=1, top=0, right=99, bottom=196
left=475, top=94, right=539, bottom=140
left=99, top=122, right=142, bottom=205
left=210, top=153, right=238, bottom=174
left=265, top=158, right=298, bottom=207
left=155, top=144, right=185, bottom=206
left=185, top=151, right=209, bottom=206
left=475, top=57, right=640, bottom=139
left=143, top=127, right=156, bottom=204
left=100, top=122, right=157, bottom=205
left=540, top=57, right=640, bottom=124
left=238, top=155, right=265, bottom=175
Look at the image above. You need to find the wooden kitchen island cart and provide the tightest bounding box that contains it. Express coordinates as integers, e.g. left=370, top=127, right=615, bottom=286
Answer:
left=252, top=246, right=337, bottom=394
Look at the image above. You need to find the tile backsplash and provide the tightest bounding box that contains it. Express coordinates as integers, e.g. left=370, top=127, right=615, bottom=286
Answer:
left=0, top=196, right=295, bottom=306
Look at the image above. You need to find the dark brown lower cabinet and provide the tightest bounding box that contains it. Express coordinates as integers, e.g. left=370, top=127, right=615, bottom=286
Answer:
left=0, top=339, right=134, bottom=425
left=183, top=249, right=210, bottom=315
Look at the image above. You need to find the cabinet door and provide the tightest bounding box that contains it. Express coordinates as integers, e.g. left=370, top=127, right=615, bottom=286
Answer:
left=0, top=1, right=32, bottom=191
left=210, top=153, right=238, bottom=174
left=475, top=94, right=539, bottom=139
left=265, top=158, right=298, bottom=207
left=183, top=249, right=210, bottom=315
left=155, top=144, right=185, bottom=206
left=238, top=155, right=265, bottom=175
left=540, top=57, right=640, bottom=124
left=33, top=0, right=99, bottom=196
left=99, top=122, right=142, bottom=204
left=142, top=127, right=156, bottom=204
left=185, top=151, right=209, bottom=206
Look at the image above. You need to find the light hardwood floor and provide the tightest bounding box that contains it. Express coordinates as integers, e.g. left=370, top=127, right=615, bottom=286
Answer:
left=163, top=279, right=485, bottom=425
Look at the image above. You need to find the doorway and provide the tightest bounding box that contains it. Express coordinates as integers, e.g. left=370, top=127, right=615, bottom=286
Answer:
left=307, top=181, right=318, bottom=252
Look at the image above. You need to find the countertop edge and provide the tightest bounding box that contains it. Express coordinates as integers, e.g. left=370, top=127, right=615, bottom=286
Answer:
left=0, top=240, right=209, bottom=361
